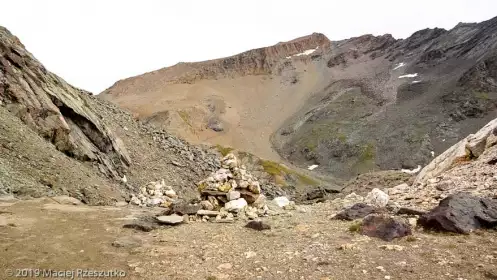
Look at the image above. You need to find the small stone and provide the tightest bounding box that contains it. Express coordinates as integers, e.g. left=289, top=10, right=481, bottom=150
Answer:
left=249, top=181, right=261, bottom=194
left=130, top=196, right=141, bottom=206
left=379, top=245, right=404, bottom=251
left=112, top=236, right=143, bottom=248
left=164, top=189, right=177, bottom=198
left=156, top=215, right=184, bottom=225
left=200, top=200, right=214, bottom=211
left=227, top=191, right=241, bottom=201
left=217, top=263, right=233, bottom=270
left=225, top=198, right=248, bottom=212
left=337, top=243, right=357, bottom=250
left=365, top=188, right=389, bottom=208
left=245, top=220, right=271, bottom=231
left=148, top=198, right=163, bottom=206
left=246, top=208, right=259, bottom=220
left=376, top=266, right=386, bottom=272
left=239, top=181, right=249, bottom=189
left=252, top=194, right=267, bottom=209
left=239, top=190, right=260, bottom=204
left=385, top=276, right=391, bottom=280
left=273, top=197, right=290, bottom=208
left=123, top=221, right=158, bottom=232
left=115, top=201, right=128, bottom=207
left=245, top=251, right=257, bottom=258
left=172, top=203, right=202, bottom=215
left=408, top=218, right=417, bottom=228
left=197, top=210, right=220, bottom=217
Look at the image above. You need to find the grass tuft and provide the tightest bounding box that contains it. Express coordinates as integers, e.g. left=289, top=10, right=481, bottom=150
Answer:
left=348, top=221, right=362, bottom=232
left=259, top=159, right=319, bottom=186
left=215, top=144, right=234, bottom=157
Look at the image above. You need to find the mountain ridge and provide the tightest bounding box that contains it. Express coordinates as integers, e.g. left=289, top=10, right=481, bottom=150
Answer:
left=101, top=15, right=497, bottom=181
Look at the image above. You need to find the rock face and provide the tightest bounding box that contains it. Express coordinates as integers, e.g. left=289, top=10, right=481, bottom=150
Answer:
left=418, top=193, right=497, bottom=234
left=0, top=26, right=130, bottom=178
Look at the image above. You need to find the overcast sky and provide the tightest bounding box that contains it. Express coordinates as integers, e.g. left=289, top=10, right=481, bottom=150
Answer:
left=1, top=0, right=495, bottom=93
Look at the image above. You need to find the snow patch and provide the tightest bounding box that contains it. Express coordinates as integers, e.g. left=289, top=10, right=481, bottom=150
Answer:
left=431, top=151, right=435, bottom=157
left=401, top=165, right=422, bottom=175
left=393, top=62, right=406, bottom=70
left=411, top=80, right=421, bottom=84
left=287, top=47, right=319, bottom=59
left=307, top=164, right=319, bottom=170
left=399, top=73, right=418, bottom=79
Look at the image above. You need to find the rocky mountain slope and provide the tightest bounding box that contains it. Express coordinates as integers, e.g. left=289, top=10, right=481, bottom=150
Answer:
left=0, top=26, right=329, bottom=204
left=0, top=26, right=227, bottom=204
left=101, top=16, right=497, bottom=181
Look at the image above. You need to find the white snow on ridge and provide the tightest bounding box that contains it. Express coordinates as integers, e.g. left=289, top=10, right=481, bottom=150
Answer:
left=393, top=62, right=406, bottom=70
left=401, top=165, right=422, bottom=174
left=287, top=47, right=319, bottom=59
left=308, top=164, right=319, bottom=171
left=399, top=73, right=418, bottom=79
left=412, top=80, right=421, bottom=84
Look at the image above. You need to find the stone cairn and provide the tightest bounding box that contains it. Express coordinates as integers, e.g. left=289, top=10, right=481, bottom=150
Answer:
left=154, top=153, right=293, bottom=225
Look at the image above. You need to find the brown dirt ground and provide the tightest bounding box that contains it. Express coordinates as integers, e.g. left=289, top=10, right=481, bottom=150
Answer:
left=1, top=198, right=496, bottom=280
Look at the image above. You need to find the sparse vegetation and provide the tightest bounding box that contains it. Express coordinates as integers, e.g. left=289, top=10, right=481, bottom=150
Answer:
left=178, top=110, right=196, bottom=134
left=215, top=144, right=234, bottom=156
left=348, top=221, right=362, bottom=232
left=259, top=159, right=319, bottom=186
left=474, top=91, right=490, bottom=100
left=406, top=236, right=417, bottom=242
left=359, top=143, right=375, bottom=161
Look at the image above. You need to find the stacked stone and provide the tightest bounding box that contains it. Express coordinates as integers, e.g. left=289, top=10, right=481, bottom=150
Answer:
left=129, top=179, right=178, bottom=207
left=196, top=153, right=269, bottom=221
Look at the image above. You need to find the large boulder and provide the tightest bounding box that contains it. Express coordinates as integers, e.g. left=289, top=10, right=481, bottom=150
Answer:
left=360, top=214, right=412, bottom=241
left=418, top=193, right=497, bottom=234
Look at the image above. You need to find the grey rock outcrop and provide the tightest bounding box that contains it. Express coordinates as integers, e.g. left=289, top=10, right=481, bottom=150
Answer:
left=0, top=27, right=130, bottom=178
left=415, top=117, right=497, bottom=184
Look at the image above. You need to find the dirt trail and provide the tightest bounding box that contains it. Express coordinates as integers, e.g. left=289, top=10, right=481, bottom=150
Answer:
left=1, top=198, right=496, bottom=280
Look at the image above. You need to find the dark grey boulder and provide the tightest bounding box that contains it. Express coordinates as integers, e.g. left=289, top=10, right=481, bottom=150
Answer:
left=361, top=214, right=412, bottom=241
left=245, top=220, right=271, bottom=231
left=418, top=193, right=497, bottom=234
left=335, top=203, right=385, bottom=221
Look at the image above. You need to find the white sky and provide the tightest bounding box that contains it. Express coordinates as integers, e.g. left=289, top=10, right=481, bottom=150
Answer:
left=1, top=0, right=495, bottom=93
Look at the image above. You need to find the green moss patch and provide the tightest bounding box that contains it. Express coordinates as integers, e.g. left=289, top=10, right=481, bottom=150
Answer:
left=259, top=159, right=319, bottom=186
left=215, top=144, right=234, bottom=156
